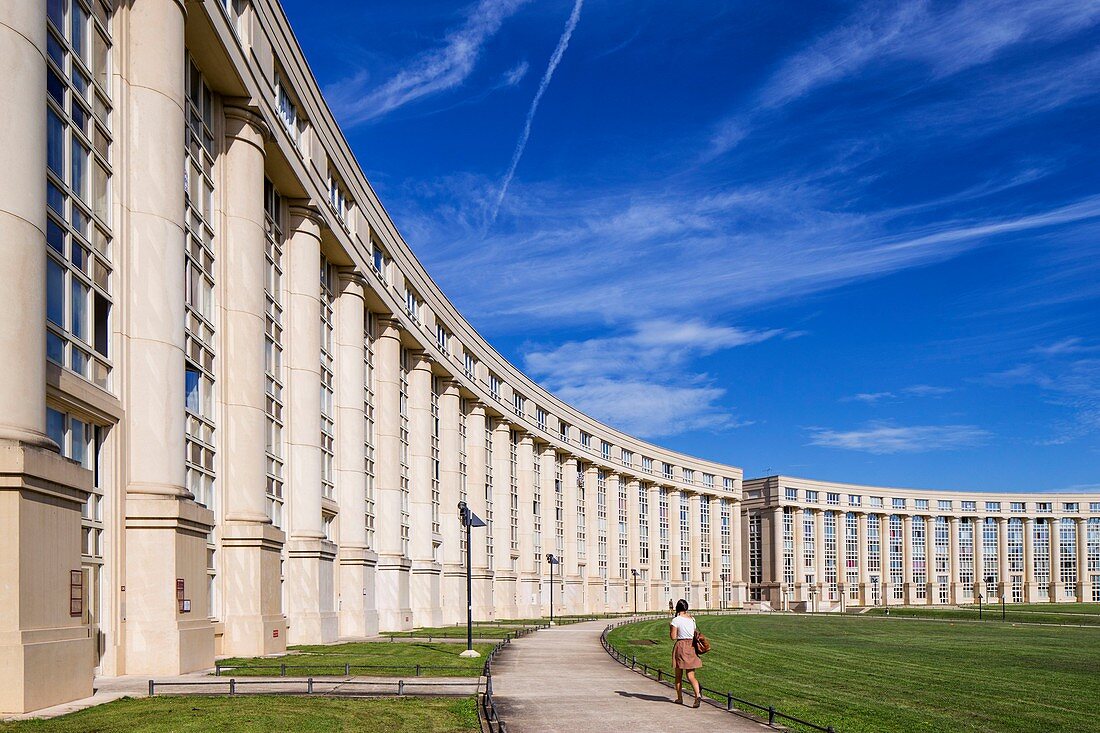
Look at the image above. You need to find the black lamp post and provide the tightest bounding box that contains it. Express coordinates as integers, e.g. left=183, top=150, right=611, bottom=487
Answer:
left=547, top=554, right=560, bottom=625
left=631, top=568, right=638, bottom=615
left=458, top=501, right=486, bottom=658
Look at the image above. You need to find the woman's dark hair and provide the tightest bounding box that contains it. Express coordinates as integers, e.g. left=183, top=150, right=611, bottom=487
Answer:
left=675, top=599, right=689, bottom=614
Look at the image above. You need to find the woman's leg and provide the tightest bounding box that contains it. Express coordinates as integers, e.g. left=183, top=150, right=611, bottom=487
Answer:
left=674, top=667, right=684, bottom=702
left=687, top=670, right=701, bottom=700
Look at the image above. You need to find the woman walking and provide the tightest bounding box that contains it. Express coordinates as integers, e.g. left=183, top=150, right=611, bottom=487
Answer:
left=669, top=599, right=702, bottom=707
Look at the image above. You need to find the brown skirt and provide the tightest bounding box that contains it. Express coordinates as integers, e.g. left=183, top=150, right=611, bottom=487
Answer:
left=673, top=638, right=702, bottom=670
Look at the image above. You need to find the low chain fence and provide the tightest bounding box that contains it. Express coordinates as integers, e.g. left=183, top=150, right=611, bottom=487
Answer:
left=147, top=677, right=479, bottom=698
left=600, top=618, right=837, bottom=733
left=214, top=662, right=474, bottom=677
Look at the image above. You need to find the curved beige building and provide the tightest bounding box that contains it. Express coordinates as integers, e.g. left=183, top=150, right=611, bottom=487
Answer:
left=0, top=0, right=1096, bottom=716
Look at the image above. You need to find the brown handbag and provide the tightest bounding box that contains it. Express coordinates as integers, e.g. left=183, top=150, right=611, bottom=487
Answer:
left=693, top=630, right=711, bottom=655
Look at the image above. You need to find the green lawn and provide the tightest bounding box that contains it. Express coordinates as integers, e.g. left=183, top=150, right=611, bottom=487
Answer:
left=218, top=641, right=493, bottom=677
left=0, top=696, right=479, bottom=733
left=607, top=614, right=1100, bottom=733
left=862, top=602, right=1100, bottom=626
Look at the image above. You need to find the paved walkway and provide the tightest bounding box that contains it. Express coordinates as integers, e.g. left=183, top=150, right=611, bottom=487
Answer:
left=491, top=620, right=768, bottom=733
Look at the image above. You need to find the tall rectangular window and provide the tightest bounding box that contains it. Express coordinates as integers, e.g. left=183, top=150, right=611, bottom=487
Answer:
left=845, top=513, right=859, bottom=600
left=911, top=517, right=926, bottom=599
left=958, top=519, right=974, bottom=599
left=430, top=377, right=441, bottom=536
left=720, top=499, right=732, bottom=600
left=617, top=477, right=628, bottom=583
left=1034, top=519, right=1050, bottom=598
left=823, top=511, right=838, bottom=599
left=1007, top=518, right=1024, bottom=574
left=659, top=489, right=670, bottom=582
left=982, top=518, right=999, bottom=589
left=679, top=493, right=690, bottom=583
left=319, top=260, right=335, bottom=501
left=458, top=398, right=468, bottom=563
left=576, top=464, right=586, bottom=558
left=510, top=431, right=520, bottom=554
left=700, top=497, right=711, bottom=569
left=399, top=348, right=411, bottom=556
left=533, top=446, right=542, bottom=565
left=889, top=515, right=904, bottom=599
left=638, top=484, right=650, bottom=565
left=802, top=510, right=815, bottom=582
left=748, top=512, right=762, bottom=598
left=596, top=470, right=608, bottom=578
left=274, top=71, right=305, bottom=145
left=484, top=418, right=494, bottom=568
left=45, top=0, right=113, bottom=388
left=263, top=179, right=284, bottom=527
left=783, top=508, right=796, bottom=586
left=554, top=454, right=564, bottom=556
left=364, top=313, right=376, bottom=549
left=1060, top=518, right=1077, bottom=596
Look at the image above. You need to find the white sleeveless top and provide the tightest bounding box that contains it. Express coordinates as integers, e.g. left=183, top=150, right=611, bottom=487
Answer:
left=670, top=615, right=696, bottom=640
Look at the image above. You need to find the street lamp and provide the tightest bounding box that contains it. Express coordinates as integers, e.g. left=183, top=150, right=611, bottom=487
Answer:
left=458, top=501, right=486, bottom=658
left=547, top=554, right=560, bottom=625
left=631, top=568, right=638, bottom=615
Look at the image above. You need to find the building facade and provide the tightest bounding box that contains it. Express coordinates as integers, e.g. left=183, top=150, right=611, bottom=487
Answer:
left=744, top=477, right=1100, bottom=612
left=0, top=0, right=745, bottom=713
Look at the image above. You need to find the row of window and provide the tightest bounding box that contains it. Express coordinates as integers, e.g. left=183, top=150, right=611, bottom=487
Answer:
left=783, top=488, right=1099, bottom=514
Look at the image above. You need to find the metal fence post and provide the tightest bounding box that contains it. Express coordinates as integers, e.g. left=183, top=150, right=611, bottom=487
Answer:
left=280, top=663, right=286, bottom=676
left=398, top=680, right=405, bottom=696
left=345, top=662, right=351, bottom=676
left=215, top=664, right=221, bottom=677
left=229, top=678, right=236, bottom=695
left=148, top=679, right=155, bottom=696
left=768, top=706, right=776, bottom=725
left=727, top=692, right=733, bottom=711
left=307, top=677, right=314, bottom=694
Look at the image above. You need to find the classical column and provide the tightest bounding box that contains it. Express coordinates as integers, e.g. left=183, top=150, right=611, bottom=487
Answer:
left=687, top=492, right=703, bottom=605
left=464, top=402, right=494, bottom=620
left=218, top=102, right=285, bottom=656
left=606, top=473, right=625, bottom=611
left=333, top=272, right=374, bottom=638
left=1023, top=517, right=1036, bottom=603
left=769, top=506, right=784, bottom=607
left=626, top=478, right=642, bottom=609
left=709, top=496, right=724, bottom=607
left=118, top=0, right=215, bottom=678
left=492, top=419, right=517, bottom=617
left=1077, top=518, right=1089, bottom=602
left=373, top=316, right=411, bottom=630
left=648, top=484, right=663, bottom=611
left=973, top=518, right=985, bottom=602
left=857, top=512, right=869, bottom=605
left=902, top=515, right=913, bottom=604
left=584, top=465, right=602, bottom=612
left=0, top=0, right=95, bottom=712
left=668, top=489, right=685, bottom=603
left=283, top=204, right=336, bottom=644
left=407, top=351, right=441, bottom=628
left=792, top=508, right=805, bottom=600
left=948, top=517, right=960, bottom=604
left=539, top=446, right=558, bottom=615
left=880, top=514, right=893, bottom=606
left=516, top=433, right=538, bottom=616
left=814, top=510, right=826, bottom=608
left=439, top=380, right=465, bottom=625
left=998, top=517, right=1009, bottom=600
left=562, top=455, right=583, bottom=614
left=1049, top=518, right=1062, bottom=601
left=729, top=498, right=746, bottom=605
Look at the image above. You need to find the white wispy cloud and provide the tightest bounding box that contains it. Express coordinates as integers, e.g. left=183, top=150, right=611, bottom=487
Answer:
left=845, top=385, right=953, bottom=403
left=985, top=358, right=1100, bottom=445
left=521, top=319, right=776, bottom=437
left=502, top=60, right=530, bottom=86
left=808, top=422, right=990, bottom=454
left=325, top=0, right=529, bottom=125
left=849, top=392, right=895, bottom=404
left=1032, top=337, right=1096, bottom=356
left=491, top=0, right=584, bottom=222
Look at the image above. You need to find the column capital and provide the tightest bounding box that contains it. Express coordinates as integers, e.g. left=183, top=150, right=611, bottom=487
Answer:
left=407, top=349, right=433, bottom=372
left=375, top=314, right=402, bottom=339
left=287, top=202, right=325, bottom=233
left=335, top=268, right=369, bottom=292
left=223, top=99, right=272, bottom=145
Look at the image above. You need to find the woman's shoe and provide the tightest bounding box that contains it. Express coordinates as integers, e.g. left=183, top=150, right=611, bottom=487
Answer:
left=692, top=697, right=702, bottom=708
left=675, top=696, right=683, bottom=705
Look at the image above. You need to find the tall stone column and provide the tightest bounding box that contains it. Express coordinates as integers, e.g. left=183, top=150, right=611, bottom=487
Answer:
left=516, top=433, right=538, bottom=616
left=948, top=517, right=960, bottom=603
left=1049, top=518, right=1062, bottom=601
left=407, top=351, right=441, bottom=628
left=562, top=455, right=583, bottom=613
left=333, top=272, right=375, bottom=638
left=584, top=465, right=602, bottom=611
left=973, top=519, right=985, bottom=602
left=1023, top=517, right=1036, bottom=602
left=283, top=205, right=336, bottom=644
left=0, top=0, right=95, bottom=713
left=902, top=514, right=913, bottom=604
left=626, top=478, right=642, bottom=610
left=880, top=514, right=893, bottom=606
left=373, top=317, right=411, bottom=629
left=648, top=485, right=663, bottom=610
left=857, top=513, right=869, bottom=605
left=668, top=489, right=685, bottom=604
left=688, top=492, right=703, bottom=605
left=608, top=473, right=626, bottom=611
left=118, top=0, right=215, bottom=679
left=218, top=102, right=285, bottom=656
left=792, top=508, right=805, bottom=600
left=539, top=446, right=558, bottom=615
left=729, top=498, right=746, bottom=605
left=439, top=380, right=465, bottom=625
left=463, top=402, right=493, bottom=620
left=1076, top=518, right=1089, bottom=602
left=769, top=506, right=784, bottom=607
left=997, top=517, right=1009, bottom=600
left=814, top=510, right=826, bottom=608
left=492, top=419, right=517, bottom=617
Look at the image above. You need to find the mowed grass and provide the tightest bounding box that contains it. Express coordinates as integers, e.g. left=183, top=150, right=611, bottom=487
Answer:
left=607, top=614, right=1100, bottom=733
left=218, top=641, right=493, bottom=676
left=0, top=696, right=479, bottom=733
left=863, top=602, right=1100, bottom=626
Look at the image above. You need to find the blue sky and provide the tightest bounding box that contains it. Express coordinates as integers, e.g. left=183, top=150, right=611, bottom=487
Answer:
left=281, top=0, right=1100, bottom=492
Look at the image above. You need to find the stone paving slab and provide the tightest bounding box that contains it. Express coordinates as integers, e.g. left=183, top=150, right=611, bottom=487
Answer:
left=491, top=620, right=769, bottom=733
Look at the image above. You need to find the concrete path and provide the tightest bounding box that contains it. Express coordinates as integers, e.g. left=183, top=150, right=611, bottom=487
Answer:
left=491, top=620, right=768, bottom=733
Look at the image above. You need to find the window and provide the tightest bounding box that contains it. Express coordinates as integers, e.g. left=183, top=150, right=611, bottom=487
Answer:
left=748, top=512, right=762, bottom=596
left=536, top=407, right=548, bottom=431
left=638, top=484, right=650, bottom=565
left=621, top=450, right=634, bottom=467
left=889, top=515, right=903, bottom=599
left=911, top=516, right=926, bottom=599
left=45, top=0, right=113, bottom=389
left=463, top=349, right=477, bottom=379
left=723, top=477, right=735, bottom=491
left=662, top=462, right=674, bottom=480
left=596, top=470, right=608, bottom=578
left=870, top=496, right=884, bottom=508
left=275, top=71, right=305, bottom=145
left=824, top=512, right=838, bottom=600
left=513, top=391, right=525, bottom=418
left=371, top=241, right=389, bottom=283
left=404, top=287, right=422, bottom=323
left=488, top=373, right=501, bottom=400
left=787, top=509, right=800, bottom=585
left=319, top=260, right=335, bottom=501
left=435, top=324, right=450, bottom=354
left=938, top=500, right=952, bottom=511
left=1037, top=501, right=1052, bottom=513
left=827, top=492, right=840, bottom=506
left=1010, top=502, right=1026, bottom=513
left=430, top=377, right=441, bottom=536
left=962, top=501, right=977, bottom=512
left=700, top=497, right=711, bottom=569
left=986, top=501, right=1001, bottom=512
left=1034, top=520, right=1050, bottom=598
left=892, top=498, right=906, bottom=510
left=576, top=463, right=586, bottom=558
left=263, top=179, right=284, bottom=527
left=682, top=468, right=694, bottom=484
left=1064, top=502, right=1080, bottom=513
left=642, top=457, right=654, bottom=474
left=1090, top=502, right=1100, bottom=513
left=581, top=432, right=592, bottom=449
left=364, top=314, right=376, bottom=549
left=982, top=518, right=998, bottom=589
left=845, top=513, right=859, bottom=600
left=958, top=519, right=974, bottom=599
left=1060, top=518, right=1077, bottom=595
left=915, top=499, right=929, bottom=510
left=658, top=490, right=670, bottom=581
left=703, top=473, right=715, bottom=489
left=848, top=494, right=862, bottom=507
left=327, top=170, right=350, bottom=223
left=509, top=432, right=520, bottom=554
left=785, top=488, right=798, bottom=502
left=806, top=490, right=819, bottom=503
left=601, top=440, right=611, bottom=460
left=559, top=421, right=570, bottom=442
left=485, top=418, right=494, bottom=568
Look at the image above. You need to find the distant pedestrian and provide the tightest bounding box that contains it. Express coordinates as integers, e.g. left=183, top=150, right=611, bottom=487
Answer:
left=668, top=598, right=674, bottom=616
left=669, top=599, right=702, bottom=707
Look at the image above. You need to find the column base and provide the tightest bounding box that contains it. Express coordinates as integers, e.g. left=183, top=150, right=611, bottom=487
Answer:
left=564, top=578, right=585, bottom=615
left=376, top=554, right=413, bottom=631
left=220, top=522, right=287, bottom=657
left=494, top=571, right=519, bottom=619
left=517, top=574, right=541, bottom=618
left=472, top=570, right=495, bottom=622
left=338, top=548, right=379, bottom=638
left=410, top=561, right=442, bottom=628
left=0, top=441, right=94, bottom=714
left=285, top=537, right=338, bottom=646
left=441, top=564, right=468, bottom=627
